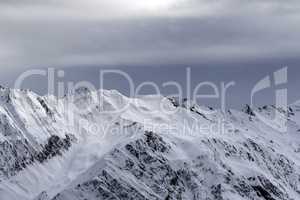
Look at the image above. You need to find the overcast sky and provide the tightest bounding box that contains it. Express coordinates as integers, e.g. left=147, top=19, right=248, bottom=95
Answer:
left=0, top=0, right=299, bottom=68
left=0, top=0, right=299, bottom=108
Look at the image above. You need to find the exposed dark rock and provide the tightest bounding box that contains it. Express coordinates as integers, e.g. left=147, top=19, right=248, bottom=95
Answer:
left=37, top=97, right=54, bottom=117
left=243, top=104, right=256, bottom=117
left=0, top=134, right=75, bottom=179
left=35, top=134, right=75, bottom=163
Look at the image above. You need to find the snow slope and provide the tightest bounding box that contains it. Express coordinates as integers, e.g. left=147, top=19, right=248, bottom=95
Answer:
left=0, top=86, right=300, bottom=200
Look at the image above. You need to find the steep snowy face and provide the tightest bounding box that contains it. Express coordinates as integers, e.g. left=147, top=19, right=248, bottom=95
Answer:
left=51, top=131, right=300, bottom=200
left=0, top=87, right=300, bottom=200
left=0, top=88, right=77, bottom=182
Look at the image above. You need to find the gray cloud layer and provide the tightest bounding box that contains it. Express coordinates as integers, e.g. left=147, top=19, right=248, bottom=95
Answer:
left=0, top=0, right=300, bottom=69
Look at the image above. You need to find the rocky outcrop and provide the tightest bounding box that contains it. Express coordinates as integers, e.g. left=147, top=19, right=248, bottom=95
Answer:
left=50, top=131, right=300, bottom=200
left=0, top=134, right=75, bottom=179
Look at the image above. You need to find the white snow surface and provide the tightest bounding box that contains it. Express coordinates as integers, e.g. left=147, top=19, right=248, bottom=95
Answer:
left=0, top=87, right=299, bottom=200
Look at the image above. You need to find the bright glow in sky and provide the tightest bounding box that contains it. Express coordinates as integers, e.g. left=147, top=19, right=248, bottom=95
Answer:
left=135, top=0, right=181, bottom=11
left=0, top=0, right=300, bottom=70
left=72, top=0, right=186, bottom=18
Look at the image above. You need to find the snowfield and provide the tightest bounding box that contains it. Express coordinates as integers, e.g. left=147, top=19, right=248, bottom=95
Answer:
left=0, top=86, right=300, bottom=200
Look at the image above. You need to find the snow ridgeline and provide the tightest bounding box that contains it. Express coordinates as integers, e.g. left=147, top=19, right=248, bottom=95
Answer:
left=0, top=87, right=300, bottom=200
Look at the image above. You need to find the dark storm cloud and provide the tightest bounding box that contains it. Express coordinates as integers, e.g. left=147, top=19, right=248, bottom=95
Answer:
left=0, top=0, right=300, bottom=68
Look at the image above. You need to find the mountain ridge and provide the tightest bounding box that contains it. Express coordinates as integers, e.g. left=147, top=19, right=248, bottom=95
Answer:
left=0, top=87, right=300, bottom=200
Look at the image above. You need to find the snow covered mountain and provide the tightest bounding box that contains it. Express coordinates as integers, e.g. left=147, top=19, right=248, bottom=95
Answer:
left=0, top=86, right=300, bottom=200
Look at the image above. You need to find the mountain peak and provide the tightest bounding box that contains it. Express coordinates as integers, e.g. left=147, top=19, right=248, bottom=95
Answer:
left=0, top=88, right=300, bottom=200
